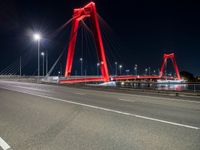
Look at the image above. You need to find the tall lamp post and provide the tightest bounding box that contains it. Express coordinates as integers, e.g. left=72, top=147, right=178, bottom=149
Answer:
left=33, top=33, right=41, bottom=77
left=148, top=67, right=151, bottom=75
left=80, top=58, right=83, bottom=76
left=41, top=52, right=45, bottom=76
left=115, top=62, right=118, bottom=76
left=153, top=70, right=156, bottom=75
left=97, top=62, right=100, bottom=76
left=134, top=64, right=138, bottom=75
left=19, top=56, right=22, bottom=77
left=126, top=69, right=130, bottom=75
left=145, top=68, right=148, bottom=75
left=46, top=50, right=48, bottom=75
left=119, top=65, right=122, bottom=75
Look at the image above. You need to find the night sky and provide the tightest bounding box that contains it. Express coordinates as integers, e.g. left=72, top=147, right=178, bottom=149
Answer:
left=0, top=0, right=200, bottom=76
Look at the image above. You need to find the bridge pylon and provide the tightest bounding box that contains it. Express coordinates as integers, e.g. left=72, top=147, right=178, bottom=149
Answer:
left=159, top=53, right=181, bottom=80
left=64, top=2, right=110, bottom=82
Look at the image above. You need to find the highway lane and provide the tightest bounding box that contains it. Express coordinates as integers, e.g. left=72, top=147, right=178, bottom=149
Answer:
left=1, top=80, right=200, bottom=127
left=0, top=80, right=200, bottom=150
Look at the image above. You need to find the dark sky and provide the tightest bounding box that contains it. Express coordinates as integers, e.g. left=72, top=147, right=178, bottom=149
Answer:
left=0, top=0, right=200, bottom=76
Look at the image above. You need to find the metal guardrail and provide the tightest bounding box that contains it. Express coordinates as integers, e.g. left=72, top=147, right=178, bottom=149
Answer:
left=116, top=81, right=200, bottom=93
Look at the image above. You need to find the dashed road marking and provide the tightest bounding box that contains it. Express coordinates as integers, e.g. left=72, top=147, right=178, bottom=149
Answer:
left=118, top=98, right=136, bottom=103
left=75, top=93, right=86, bottom=95
left=0, top=137, right=11, bottom=150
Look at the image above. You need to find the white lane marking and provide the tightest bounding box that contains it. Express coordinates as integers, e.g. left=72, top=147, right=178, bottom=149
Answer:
left=1, top=86, right=199, bottom=130
left=9, top=84, right=86, bottom=97
left=0, top=137, right=11, bottom=150
left=75, top=93, right=86, bottom=95
left=118, top=98, right=136, bottom=103
left=14, top=85, right=48, bottom=92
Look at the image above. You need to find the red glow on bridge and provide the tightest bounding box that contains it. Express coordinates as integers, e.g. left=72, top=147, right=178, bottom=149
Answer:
left=59, top=2, right=181, bottom=84
left=159, top=53, right=181, bottom=80
left=64, top=2, right=109, bottom=82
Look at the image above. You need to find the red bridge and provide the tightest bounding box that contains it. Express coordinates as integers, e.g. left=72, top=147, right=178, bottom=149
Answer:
left=59, top=2, right=181, bottom=84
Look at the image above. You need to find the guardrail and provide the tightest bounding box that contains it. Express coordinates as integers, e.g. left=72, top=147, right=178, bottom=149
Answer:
left=116, top=81, right=200, bottom=93
left=0, top=75, right=41, bottom=83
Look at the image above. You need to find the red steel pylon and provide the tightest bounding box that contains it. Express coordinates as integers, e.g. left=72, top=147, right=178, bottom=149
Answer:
left=64, top=2, right=110, bottom=82
left=160, top=53, right=181, bottom=80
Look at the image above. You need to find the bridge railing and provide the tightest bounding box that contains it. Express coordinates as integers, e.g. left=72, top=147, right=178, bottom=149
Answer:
left=116, top=81, right=200, bottom=93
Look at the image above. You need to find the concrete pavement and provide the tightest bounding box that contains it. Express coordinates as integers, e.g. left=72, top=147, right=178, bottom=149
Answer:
left=0, top=80, right=199, bottom=150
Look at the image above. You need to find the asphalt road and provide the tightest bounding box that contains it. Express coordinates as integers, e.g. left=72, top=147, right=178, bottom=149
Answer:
left=0, top=80, right=199, bottom=150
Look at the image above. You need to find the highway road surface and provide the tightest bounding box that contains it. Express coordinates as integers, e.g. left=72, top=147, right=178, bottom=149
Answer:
left=0, top=80, right=199, bottom=150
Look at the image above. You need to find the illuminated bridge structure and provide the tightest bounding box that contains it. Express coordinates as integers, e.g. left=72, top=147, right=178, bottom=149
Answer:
left=59, top=2, right=181, bottom=84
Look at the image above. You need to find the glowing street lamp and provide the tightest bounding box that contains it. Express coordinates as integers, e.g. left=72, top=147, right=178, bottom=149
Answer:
left=33, top=33, right=42, bottom=77
left=153, top=70, right=156, bottom=75
left=58, top=71, right=61, bottom=77
left=115, top=62, right=118, bottom=76
left=125, top=69, right=130, bottom=75
left=97, top=62, right=100, bottom=76
left=41, top=52, right=45, bottom=56
left=41, top=52, right=45, bottom=76
left=80, top=58, right=83, bottom=76
left=145, top=68, right=148, bottom=75
left=148, top=67, right=151, bottom=75
left=33, top=33, right=41, bottom=41
left=119, top=65, right=123, bottom=75
left=134, top=64, right=138, bottom=75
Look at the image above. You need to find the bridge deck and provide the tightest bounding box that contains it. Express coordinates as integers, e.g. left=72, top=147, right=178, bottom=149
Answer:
left=59, top=75, right=176, bottom=84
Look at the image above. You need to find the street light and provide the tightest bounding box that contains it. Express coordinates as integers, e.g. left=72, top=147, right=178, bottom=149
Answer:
left=115, top=62, right=118, bottom=76
left=145, top=68, right=148, bottom=75
left=41, top=52, right=45, bottom=76
left=80, top=58, right=83, bottom=76
left=148, top=67, right=151, bottom=75
left=153, top=70, right=156, bottom=75
left=33, top=34, right=41, bottom=41
left=97, top=62, right=100, bottom=76
left=58, top=71, right=61, bottom=77
left=134, top=64, right=138, bottom=75
left=33, top=33, right=41, bottom=77
left=46, top=50, right=48, bottom=75
left=119, top=65, right=122, bottom=75
left=125, top=69, right=130, bottom=75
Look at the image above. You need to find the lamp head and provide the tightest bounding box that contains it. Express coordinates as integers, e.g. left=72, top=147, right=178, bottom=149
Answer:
left=33, top=33, right=41, bottom=41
